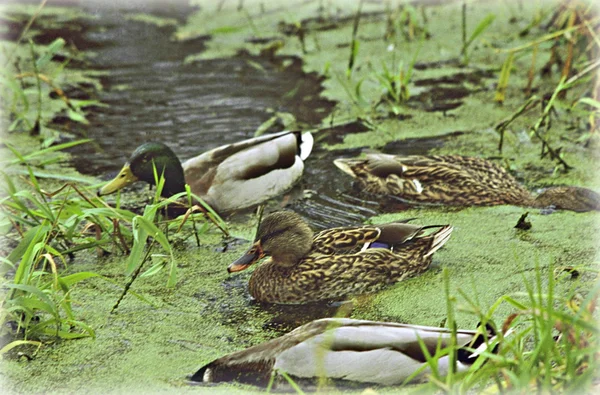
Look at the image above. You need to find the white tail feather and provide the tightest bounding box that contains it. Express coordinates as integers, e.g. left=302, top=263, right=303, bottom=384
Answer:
left=299, top=132, right=314, bottom=161
left=424, top=225, right=453, bottom=257
left=333, top=158, right=359, bottom=176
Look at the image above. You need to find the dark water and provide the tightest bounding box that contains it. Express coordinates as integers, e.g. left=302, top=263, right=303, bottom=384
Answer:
left=3, top=0, right=468, bottom=337
left=7, top=1, right=455, bottom=228
left=58, top=2, right=334, bottom=174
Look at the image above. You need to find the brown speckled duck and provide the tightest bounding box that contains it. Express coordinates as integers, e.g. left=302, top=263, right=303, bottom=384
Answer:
left=98, top=131, right=313, bottom=214
left=334, top=153, right=600, bottom=212
left=227, top=211, right=453, bottom=304
left=190, top=318, right=498, bottom=387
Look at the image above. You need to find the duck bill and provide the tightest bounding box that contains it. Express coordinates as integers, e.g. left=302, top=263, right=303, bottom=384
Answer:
left=227, top=242, right=264, bottom=273
left=98, top=164, right=139, bottom=196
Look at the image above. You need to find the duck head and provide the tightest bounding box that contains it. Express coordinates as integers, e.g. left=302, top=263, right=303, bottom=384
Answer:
left=98, top=142, right=186, bottom=198
left=533, top=186, right=600, bottom=212
left=228, top=211, right=313, bottom=272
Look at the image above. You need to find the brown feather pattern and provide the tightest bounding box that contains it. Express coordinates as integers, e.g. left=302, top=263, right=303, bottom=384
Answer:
left=337, top=154, right=533, bottom=206
left=239, top=211, right=452, bottom=304
left=335, top=153, right=600, bottom=212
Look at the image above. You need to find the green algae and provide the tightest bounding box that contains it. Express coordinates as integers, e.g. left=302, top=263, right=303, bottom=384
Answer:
left=2, top=0, right=599, bottom=393
left=0, top=4, right=95, bottom=25
left=178, top=0, right=598, bottom=191
left=361, top=206, right=599, bottom=327
left=1, top=220, right=269, bottom=393
left=124, top=13, right=179, bottom=28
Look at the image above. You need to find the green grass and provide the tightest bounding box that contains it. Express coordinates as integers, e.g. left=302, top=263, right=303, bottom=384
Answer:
left=259, top=266, right=599, bottom=394
left=0, top=144, right=228, bottom=351
left=0, top=3, right=103, bottom=146
left=1, top=0, right=598, bottom=393
left=0, top=3, right=229, bottom=351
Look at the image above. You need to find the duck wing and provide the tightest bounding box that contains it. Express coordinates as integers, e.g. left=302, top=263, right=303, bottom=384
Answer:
left=190, top=317, right=331, bottom=385
left=336, top=153, right=530, bottom=205
left=182, top=131, right=313, bottom=212
left=367, top=153, right=482, bottom=184
left=311, top=222, right=426, bottom=255
left=275, top=319, right=479, bottom=385
left=193, top=318, right=492, bottom=386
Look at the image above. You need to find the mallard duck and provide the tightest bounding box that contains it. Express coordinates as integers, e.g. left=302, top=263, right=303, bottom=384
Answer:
left=227, top=211, right=453, bottom=304
left=97, top=131, right=313, bottom=214
left=190, top=318, right=497, bottom=386
left=334, top=153, right=600, bottom=212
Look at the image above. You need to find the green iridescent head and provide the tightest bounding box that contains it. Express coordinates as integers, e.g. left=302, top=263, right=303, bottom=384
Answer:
left=98, top=142, right=186, bottom=198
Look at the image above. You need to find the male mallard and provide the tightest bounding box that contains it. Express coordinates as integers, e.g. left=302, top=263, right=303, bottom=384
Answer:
left=228, top=211, right=453, bottom=304
left=97, top=131, right=313, bottom=214
left=190, top=318, right=497, bottom=386
left=334, top=153, right=600, bottom=212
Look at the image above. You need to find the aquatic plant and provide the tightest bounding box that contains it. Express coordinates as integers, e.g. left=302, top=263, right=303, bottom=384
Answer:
left=461, top=4, right=496, bottom=65
left=346, top=0, right=363, bottom=78
left=0, top=150, right=118, bottom=345
left=385, top=3, right=430, bottom=43
left=258, top=267, right=598, bottom=393
left=0, top=2, right=103, bottom=147
left=490, top=0, right=600, bottom=172
left=494, top=0, right=599, bottom=105
left=453, top=266, right=599, bottom=394
left=0, top=145, right=228, bottom=352
left=371, top=45, right=420, bottom=112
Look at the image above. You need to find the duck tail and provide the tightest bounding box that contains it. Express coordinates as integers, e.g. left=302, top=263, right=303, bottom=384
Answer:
left=333, top=157, right=360, bottom=176
left=458, top=322, right=501, bottom=364
left=299, top=132, right=314, bottom=161
left=424, top=225, right=453, bottom=257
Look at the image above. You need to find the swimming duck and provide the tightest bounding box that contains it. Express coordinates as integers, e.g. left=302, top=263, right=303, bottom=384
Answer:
left=227, top=211, right=453, bottom=304
left=97, top=131, right=313, bottom=214
left=334, top=153, right=600, bottom=212
left=190, top=317, right=497, bottom=387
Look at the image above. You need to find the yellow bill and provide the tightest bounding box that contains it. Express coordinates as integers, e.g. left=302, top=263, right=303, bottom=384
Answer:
left=97, top=164, right=139, bottom=196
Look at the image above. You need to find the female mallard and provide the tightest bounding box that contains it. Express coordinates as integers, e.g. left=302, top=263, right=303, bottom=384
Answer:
left=227, top=211, right=453, bottom=304
left=334, top=153, right=600, bottom=212
left=97, top=131, right=313, bottom=214
left=190, top=318, right=497, bottom=386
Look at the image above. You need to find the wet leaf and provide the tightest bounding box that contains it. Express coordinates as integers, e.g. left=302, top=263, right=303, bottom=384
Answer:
left=59, top=271, right=102, bottom=288
left=494, top=53, right=514, bottom=103
left=141, top=260, right=166, bottom=277
left=134, top=216, right=172, bottom=256
left=67, top=109, right=89, bottom=124
left=576, top=97, right=600, bottom=110
left=0, top=340, right=42, bottom=356
left=36, top=38, right=65, bottom=69
left=466, top=14, right=495, bottom=48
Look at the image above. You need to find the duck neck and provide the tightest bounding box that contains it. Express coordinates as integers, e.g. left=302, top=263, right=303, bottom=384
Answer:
left=270, top=252, right=303, bottom=268
left=136, top=161, right=186, bottom=197
left=160, top=170, right=186, bottom=197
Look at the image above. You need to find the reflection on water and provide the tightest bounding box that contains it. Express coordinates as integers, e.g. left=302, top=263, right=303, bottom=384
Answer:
left=61, top=1, right=334, bottom=176
left=24, top=1, right=463, bottom=229
left=4, top=0, right=468, bottom=347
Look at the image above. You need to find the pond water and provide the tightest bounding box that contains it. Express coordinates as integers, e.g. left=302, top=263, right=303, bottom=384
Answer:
left=65, top=2, right=331, bottom=168
left=46, top=0, right=455, bottom=229
left=3, top=1, right=599, bottom=393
